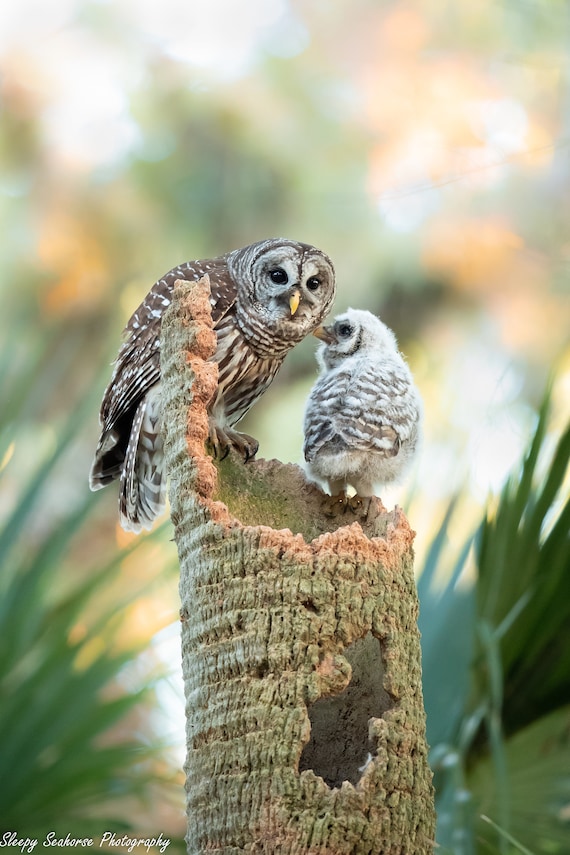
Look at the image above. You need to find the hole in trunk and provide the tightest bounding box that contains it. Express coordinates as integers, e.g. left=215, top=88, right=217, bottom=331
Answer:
left=298, top=632, right=395, bottom=788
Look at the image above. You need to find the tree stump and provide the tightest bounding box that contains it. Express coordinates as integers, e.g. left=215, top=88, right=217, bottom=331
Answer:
left=161, top=277, right=435, bottom=855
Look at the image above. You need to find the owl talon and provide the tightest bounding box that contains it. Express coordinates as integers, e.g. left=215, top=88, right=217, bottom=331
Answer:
left=321, top=492, right=349, bottom=518
left=206, top=425, right=226, bottom=459
left=349, top=494, right=363, bottom=513
left=349, top=495, right=373, bottom=517
left=227, top=428, right=259, bottom=461
left=208, top=424, right=259, bottom=462
left=217, top=442, right=231, bottom=461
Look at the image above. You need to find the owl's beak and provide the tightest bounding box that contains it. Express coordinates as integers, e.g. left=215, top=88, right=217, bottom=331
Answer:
left=313, top=325, right=336, bottom=344
left=289, top=289, right=301, bottom=316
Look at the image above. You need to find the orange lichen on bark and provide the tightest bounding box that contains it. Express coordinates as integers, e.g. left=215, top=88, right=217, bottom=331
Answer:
left=169, top=277, right=219, bottom=502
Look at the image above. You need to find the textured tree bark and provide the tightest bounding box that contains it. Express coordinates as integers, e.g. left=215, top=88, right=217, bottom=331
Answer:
left=161, top=277, right=435, bottom=855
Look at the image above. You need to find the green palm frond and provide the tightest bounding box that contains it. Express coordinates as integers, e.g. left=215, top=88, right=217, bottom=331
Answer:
left=0, top=325, right=179, bottom=839
left=475, top=392, right=570, bottom=733
left=473, top=708, right=570, bottom=854
left=419, top=384, right=570, bottom=854
left=418, top=496, right=476, bottom=750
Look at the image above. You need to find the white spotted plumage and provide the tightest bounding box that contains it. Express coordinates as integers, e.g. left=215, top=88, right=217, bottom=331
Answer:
left=90, top=238, right=336, bottom=532
left=303, top=309, right=422, bottom=499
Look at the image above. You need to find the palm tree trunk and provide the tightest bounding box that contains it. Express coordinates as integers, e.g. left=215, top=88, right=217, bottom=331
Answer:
left=161, top=276, right=435, bottom=855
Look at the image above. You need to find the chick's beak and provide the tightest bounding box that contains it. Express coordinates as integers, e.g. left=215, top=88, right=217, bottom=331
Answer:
left=313, top=325, right=336, bottom=344
left=289, top=289, right=301, bottom=316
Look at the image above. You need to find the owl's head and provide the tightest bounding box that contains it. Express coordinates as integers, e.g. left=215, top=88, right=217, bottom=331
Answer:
left=228, top=238, right=336, bottom=355
left=313, top=308, right=399, bottom=370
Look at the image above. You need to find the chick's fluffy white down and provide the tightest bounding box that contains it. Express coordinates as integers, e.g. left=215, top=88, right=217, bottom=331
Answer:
left=303, top=309, right=422, bottom=498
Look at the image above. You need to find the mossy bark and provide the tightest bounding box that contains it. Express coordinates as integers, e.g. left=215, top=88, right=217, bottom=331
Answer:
left=161, top=277, right=435, bottom=855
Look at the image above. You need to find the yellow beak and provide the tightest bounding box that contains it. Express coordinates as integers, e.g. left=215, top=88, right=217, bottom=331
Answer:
left=289, top=290, right=301, bottom=316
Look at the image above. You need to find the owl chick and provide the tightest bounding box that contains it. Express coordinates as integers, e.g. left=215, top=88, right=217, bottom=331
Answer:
left=91, top=238, right=336, bottom=532
left=303, top=309, right=422, bottom=506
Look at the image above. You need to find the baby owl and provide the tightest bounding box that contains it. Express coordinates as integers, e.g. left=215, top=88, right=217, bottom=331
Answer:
left=90, top=238, right=336, bottom=532
left=303, top=309, right=422, bottom=503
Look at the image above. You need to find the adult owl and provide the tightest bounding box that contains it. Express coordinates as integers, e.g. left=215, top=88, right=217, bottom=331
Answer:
left=303, top=308, right=422, bottom=505
left=90, top=238, right=336, bottom=532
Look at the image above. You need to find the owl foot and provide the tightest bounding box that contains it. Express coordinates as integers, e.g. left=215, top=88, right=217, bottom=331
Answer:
left=348, top=495, right=383, bottom=522
left=321, top=492, right=350, bottom=518
left=348, top=495, right=372, bottom=517
left=207, top=424, right=259, bottom=462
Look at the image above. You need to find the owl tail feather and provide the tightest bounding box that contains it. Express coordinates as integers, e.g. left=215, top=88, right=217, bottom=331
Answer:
left=89, top=428, right=124, bottom=490
left=119, top=391, right=166, bottom=533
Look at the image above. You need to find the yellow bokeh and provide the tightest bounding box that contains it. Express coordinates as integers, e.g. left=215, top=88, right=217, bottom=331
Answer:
left=38, top=207, right=110, bottom=315
left=421, top=216, right=524, bottom=289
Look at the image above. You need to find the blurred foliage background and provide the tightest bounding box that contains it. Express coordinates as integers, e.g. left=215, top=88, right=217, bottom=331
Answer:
left=1, top=0, right=569, bottom=851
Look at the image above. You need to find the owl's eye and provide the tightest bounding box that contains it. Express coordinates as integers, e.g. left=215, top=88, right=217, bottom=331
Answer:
left=270, top=268, right=288, bottom=285
left=336, top=322, right=353, bottom=338
left=306, top=277, right=321, bottom=291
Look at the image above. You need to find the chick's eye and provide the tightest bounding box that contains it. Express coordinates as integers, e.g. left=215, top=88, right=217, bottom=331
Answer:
left=336, top=322, right=353, bottom=338
left=269, top=268, right=288, bottom=285
left=306, top=277, right=320, bottom=291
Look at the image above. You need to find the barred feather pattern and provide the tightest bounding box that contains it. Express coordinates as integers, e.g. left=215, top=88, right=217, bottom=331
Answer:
left=303, top=309, right=422, bottom=498
left=210, top=316, right=282, bottom=425
left=90, top=238, right=335, bottom=532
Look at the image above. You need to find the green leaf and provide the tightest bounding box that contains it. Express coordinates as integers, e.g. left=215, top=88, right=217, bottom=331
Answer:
left=473, top=394, right=570, bottom=734
left=419, top=498, right=476, bottom=748
left=0, top=329, right=177, bottom=831
left=422, top=383, right=570, bottom=853
left=470, top=707, right=570, bottom=854
left=480, top=815, right=536, bottom=855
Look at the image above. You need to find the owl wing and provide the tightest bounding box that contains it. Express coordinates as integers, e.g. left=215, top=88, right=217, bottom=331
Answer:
left=304, top=363, right=404, bottom=462
left=92, top=257, right=236, bottom=485
left=99, top=258, right=235, bottom=432
left=208, top=265, right=238, bottom=325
